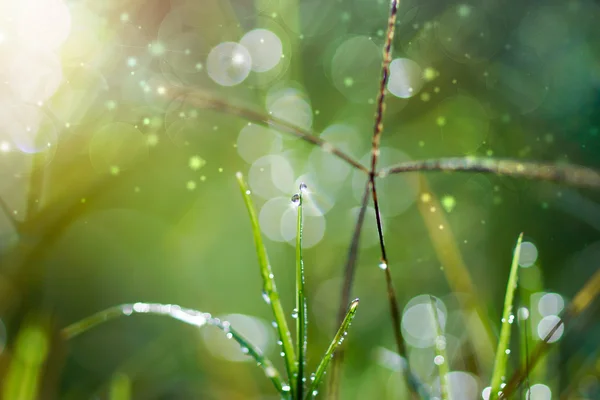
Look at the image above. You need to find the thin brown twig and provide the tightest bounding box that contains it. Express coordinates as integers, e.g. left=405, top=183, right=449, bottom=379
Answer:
left=379, top=157, right=600, bottom=189
left=328, top=179, right=371, bottom=400
left=166, top=86, right=368, bottom=174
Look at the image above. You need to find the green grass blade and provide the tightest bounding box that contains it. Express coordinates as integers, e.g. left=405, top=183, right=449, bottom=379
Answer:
left=109, top=373, right=131, bottom=400
left=236, top=172, right=297, bottom=397
left=430, top=296, right=451, bottom=400
left=490, top=233, right=523, bottom=400
left=295, top=184, right=308, bottom=399
left=305, top=299, right=359, bottom=399
left=61, top=303, right=285, bottom=394
left=2, top=323, right=49, bottom=400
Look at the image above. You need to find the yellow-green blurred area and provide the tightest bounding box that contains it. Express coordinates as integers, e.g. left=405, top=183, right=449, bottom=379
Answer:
left=0, top=0, right=600, bottom=398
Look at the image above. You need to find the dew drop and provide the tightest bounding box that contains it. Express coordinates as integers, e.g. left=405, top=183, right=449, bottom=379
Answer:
left=299, top=182, right=308, bottom=191
left=291, top=193, right=300, bottom=204
left=378, top=261, right=388, bottom=270
left=282, top=384, right=290, bottom=392
left=262, top=291, right=271, bottom=304
left=291, top=308, right=298, bottom=319
left=434, top=355, right=445, bottom=365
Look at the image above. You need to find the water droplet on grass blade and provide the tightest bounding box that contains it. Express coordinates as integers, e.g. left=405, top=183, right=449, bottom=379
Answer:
left=291, top=193, right=300, bottom=204
left=299, top=182, right=307, bottom=191
left=262, top=291, right=271, bottom=304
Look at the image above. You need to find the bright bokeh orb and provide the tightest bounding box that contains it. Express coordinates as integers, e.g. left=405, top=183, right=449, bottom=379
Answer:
left=526, top=383, right=552, bottom=400
left=240, top=29, right=283, bottom=73
left=236, top=123, right=283, bottom=164
left=387, top=58, right=424, bottom=98
left=519, top=241, right=539, bottom=267
left=248, top=155, right=294, bottom=199
left=538, top=292, right=565, bottom=316
left=401, top=295, right=447, bottom=348
left=537, top=315, right=564, bottom=343
left=207, top=42, right=252, bottom=86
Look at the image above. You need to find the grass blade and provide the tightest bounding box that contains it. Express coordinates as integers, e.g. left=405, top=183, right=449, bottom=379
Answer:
left=489, top=233, right=523, bottom=400
left=430, top=296, right=451, bottom=400
left=236, top=172, right=297, bottom=397
left=500, top=266, right=600, bottom=398
left=109, top=373, right=131, bottom=400
left=61, top=302, right=285, bottom=394
left=2, top=322, right=49, bottom=400
left=294, top=184, right=308, bottom=399
left=379, top=157, right=600, bottom=189
left=306, top=299, right=359, bottom=400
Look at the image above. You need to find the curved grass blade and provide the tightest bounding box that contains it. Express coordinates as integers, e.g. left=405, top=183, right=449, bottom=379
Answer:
left=305, top=299, right=359, bottom=400
left=489, top=233, right=523, bottom=400
left=430, top=296, right=451, bottom=400
left=415, top=176, right=496, bottom=371
left=61, top=302, right=285, bottom=394
left=169, top=87, right=367, bottom=174
left=499, top=266, right=600, bottom=398
left=294, top=184, right=308, bottom=399
left=236, top=172, right=297, bottom=396
left=379, top=157, right=600, bottom=189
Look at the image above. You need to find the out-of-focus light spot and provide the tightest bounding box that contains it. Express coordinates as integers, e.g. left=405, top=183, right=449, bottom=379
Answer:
left=207, top=42, right=252, bottom=87
left=186, top=180, right=196, bottom=190
left=236, top=123, right=282, bottom=164
left=259, top=197, right=291, bottom=242
left=537, top=315, right=563, bottom=343
left=202, top=314, right=271, bottom=362
left=457, top=4, right=472, bottom=18
left=331, top=36, right=381, bottom=103
left=387, top=58, right=423, bottom=98
left=16, top=0, right=71, bottom=50
left=423, top=67, right=438, bottom=81
left=526, top=383, right=552, bottom=400
left=446, top=371, right=479, bottom=400
left=266, top=87, right=313, bottom=131
left=538, top=293, right=564, bottom=316
left=401, top=295, right=447, bottom=348
left=518, top=307, right=530, bottom=321
left=189, top=156, right=206, bottom=171
left=248, top=154, right=294, bottom=199
left=240, top=29, right=283, bottom=73
left=441, top=195, right=456, bottom=212
left=148, top=41, right=166, bottom=56
left=8, top=48, right=63, bottom=102
left=120, top=13, right=129, bottom=22
left=519, top=241, right=538, bottom=267
left=127, top=57, right=137, bottom=68
left=0, top=141, right=10, bottom=152
left=281, top=208, right=325, bottom=248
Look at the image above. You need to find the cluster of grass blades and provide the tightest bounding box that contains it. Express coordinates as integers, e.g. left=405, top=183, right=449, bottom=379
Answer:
left=3, top=0, right=600, bottom=399
left=60, top=176, right=359, bottom=400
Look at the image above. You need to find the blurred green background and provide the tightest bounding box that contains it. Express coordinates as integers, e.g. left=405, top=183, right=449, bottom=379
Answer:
left=0, top=0, right=599, bottom=398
